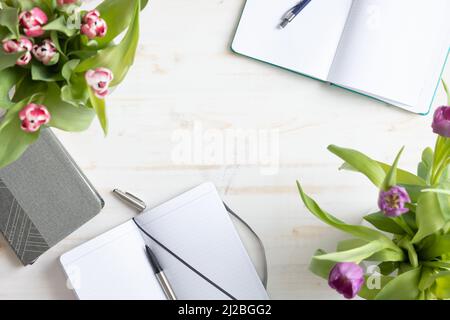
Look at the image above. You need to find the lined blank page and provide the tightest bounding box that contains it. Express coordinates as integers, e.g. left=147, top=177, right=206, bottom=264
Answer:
left=60, top=221, right=166, bottom=300
left=232, top=0, right=353, bottom=81
left=135, top=183, right=269, bottom=300
left=328, top=0, right=450, bottom=113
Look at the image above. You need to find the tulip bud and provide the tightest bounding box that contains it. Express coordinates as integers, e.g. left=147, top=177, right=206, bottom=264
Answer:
left=19, top=103, right=51, bottom=133
left=432, top=106, right=450, bottom=138
left=378, top=186, right=411, bottom=217
left=85, top=68, right=114, bottom=99
left=57, top=0, right=78, bottom=5
left=328, top=262, right=364, bottom=299
left=19, top=7, right=48, bottom=38
left=80, top=10, right=107, bottom=39
left=2, top=36, right=33, bottom=66
left=32, top=39, right=59, bottom=65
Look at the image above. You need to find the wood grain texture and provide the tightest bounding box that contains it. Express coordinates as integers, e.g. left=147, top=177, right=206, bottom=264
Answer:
left=0, top=0, right=448, bottom=300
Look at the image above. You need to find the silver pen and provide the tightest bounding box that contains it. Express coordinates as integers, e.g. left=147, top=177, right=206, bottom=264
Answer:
left=112, top=189, right=147, bottom=212
left=112, top=188, right=177, bottom=300
left=145, top=245, right=177, bottom=300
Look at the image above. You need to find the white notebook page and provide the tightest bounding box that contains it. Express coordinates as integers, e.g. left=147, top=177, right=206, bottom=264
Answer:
left=232, top=0, right=353, bottom=81
left=60, top=183, right=268, bottom=300
left=328, top=0, right=450, bottom=113
left=60, top=221, right=166, bottom=300
left=134, top=182, right=269, bottom=300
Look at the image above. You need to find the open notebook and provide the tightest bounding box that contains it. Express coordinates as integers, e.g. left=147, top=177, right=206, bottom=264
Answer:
left=60, top=183, right=269, bottom=300
left=232, top=0, right=450, bottom=114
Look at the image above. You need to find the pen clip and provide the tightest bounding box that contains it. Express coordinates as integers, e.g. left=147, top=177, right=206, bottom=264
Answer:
left=113, top=189, right=147, bottom=213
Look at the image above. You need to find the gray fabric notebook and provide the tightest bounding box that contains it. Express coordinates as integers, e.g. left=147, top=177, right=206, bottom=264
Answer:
left=0, top=129, right=104, bottom=265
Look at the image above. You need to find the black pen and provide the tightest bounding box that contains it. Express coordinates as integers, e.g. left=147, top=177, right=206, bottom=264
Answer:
left=145, top=245, right=177, bottom=300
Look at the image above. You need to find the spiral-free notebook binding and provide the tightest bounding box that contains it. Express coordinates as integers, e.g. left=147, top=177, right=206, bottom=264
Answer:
left=0, top=129, right=104, bottom=265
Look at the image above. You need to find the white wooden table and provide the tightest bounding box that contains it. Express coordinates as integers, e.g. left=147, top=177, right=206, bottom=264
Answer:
left=0, top=0, right=449, bottom=300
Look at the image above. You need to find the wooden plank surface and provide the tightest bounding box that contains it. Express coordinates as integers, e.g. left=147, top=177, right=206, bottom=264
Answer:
left=0, top=0, right=448, bottom=299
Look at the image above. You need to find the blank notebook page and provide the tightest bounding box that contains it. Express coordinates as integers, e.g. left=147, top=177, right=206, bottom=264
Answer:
left=232, top=0, right=353, bottom=81
left=328, top=0, right=450, bottom=113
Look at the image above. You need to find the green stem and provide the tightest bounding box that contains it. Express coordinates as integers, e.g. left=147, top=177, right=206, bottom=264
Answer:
left=422, top=261, right=450, bottom=270
left=433, top=158, right=450, bottom=186
left=394, top=216, right=414, bottom=237
left=431, top=137, right=450, bottom=185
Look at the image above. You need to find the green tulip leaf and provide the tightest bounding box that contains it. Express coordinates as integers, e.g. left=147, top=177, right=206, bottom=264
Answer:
left=381, top=147, right=404, bottom=191
left=297, top=181, right=402, bottom=253
left=95, top=0, right=148, bottom=48
left=337, top=238, right=405, bottom=262
left=16, top=0, right=52, bottom=13
left=12, top=76, right=47, bottom=102
left=309, top=249, right=335, bottom=279
left=329, top=145, right=386, bottom=188
left=314, top=241, right=384, bottom=263
left=62, top=59, right=80, bottom=83
left=412, top=191, right=446, bottom=244
left=378, top=262, right=399, bottom=276
left=418, top=147, right=434, bottom=183
left=397, top=237, right=418, bottom=268
left=31, top=62, right=64, bottom=82
left=76, top=0, right=140, bottom=86
left=342, top=160, right=427, bottom=187
left=0, top=50, right=25, bottom=72
left=364, top=212, right=405, bottom=235
left=43, top=16, right=77, bottom=37
left=433, top=273, right=450, bottom=299
left=88, top=87, right=108, bottom=136
left=0, top=67, right=24, bottom=109
left=443, top=79, right=450, bottom=105
left=0, top=98, right=41, bottom=168
left=0, top=6, right=19, bottom=38
left=44, top=83, right=95, bottom=132
left=375, top=267, right=421, bottom=300
left=419, top=234, right=450, bottom=260
left=358, top=274, right=394, bottom=300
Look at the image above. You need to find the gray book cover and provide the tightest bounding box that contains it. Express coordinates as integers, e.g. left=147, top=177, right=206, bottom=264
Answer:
left=0, top=129, right=104, bottom=265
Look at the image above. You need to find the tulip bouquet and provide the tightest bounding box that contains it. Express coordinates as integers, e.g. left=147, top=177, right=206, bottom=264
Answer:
left=297, top=82, right=450, bottom=300
left=0, top=0, right=148, bottom=168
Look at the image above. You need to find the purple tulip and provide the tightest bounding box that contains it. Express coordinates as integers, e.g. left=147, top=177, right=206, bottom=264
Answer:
left=328, top=262, right=364, bottom=299
left=432, top=106, right=450, bottom=138
left=378, top=186, right=411, bottom=217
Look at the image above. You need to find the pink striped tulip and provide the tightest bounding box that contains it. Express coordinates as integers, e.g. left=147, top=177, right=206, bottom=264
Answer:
left=85, top=68, right=114, bottom=99
left=19, top=103, right=51, bottom=133
left=2, top=36, right=33, bottom=66
left=19, top=7, right=48, bottom=37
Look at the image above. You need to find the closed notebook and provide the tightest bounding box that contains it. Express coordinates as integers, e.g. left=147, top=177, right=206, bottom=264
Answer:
left=60, top=183, right=269, bottom=300
left=232, top=0, right=450, bottom=114
left=0, top=129, right=104, bottom=265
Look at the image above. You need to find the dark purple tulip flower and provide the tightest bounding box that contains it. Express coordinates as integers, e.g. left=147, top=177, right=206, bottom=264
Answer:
left=378, top=186, right=411, bottom=217
left=329, top=262, right=364, bottom=299
left=432, top=106, right=450, bottom=138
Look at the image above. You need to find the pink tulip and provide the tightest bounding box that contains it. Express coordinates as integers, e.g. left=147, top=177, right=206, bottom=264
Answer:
left=81, top=10, right=107, bottom=39
left=329, top=263, right=364, bottom=299
left=432, top=106, right=450, bottom=138
left=2, top=36, right=33, bottom=66
left=19, top=7, right=48, bottom=38
left=32, top=39, right=59, bottom=65
left=378, top=186, right=411, bottom=217
left=57, top=0, right=78, bottom=5
left=85, top=68, right=114, bottom=99
left=19, top=103, right=51, bottom=133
